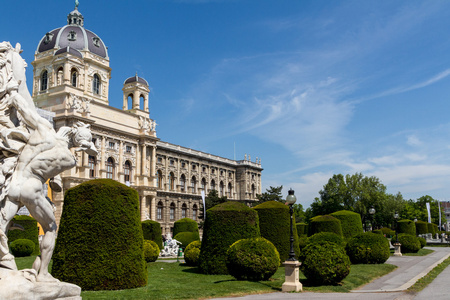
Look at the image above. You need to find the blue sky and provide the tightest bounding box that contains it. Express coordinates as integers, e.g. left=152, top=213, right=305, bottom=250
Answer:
left=3, top=0, right=450, bottom=208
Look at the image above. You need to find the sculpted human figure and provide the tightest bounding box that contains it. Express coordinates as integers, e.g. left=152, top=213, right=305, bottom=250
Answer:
left=0, top=41, right=97, bottom=282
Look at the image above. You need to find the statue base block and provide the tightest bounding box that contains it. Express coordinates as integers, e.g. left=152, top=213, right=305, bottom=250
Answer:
left=393, top=242, right=402, bottom=257
left=282, top=260, right=302, bottom=292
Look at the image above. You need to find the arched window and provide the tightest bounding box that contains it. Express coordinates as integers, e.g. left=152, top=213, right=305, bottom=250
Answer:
left=219, top=181, right=224, bottom=197
left=156, top=170, right=163, bottom=188
left=170, top=202, right=175, bottom=221
left=180, top=174, right=186, bottom=192
left=201, top=178, right=206, bottom=191
left=157, top=201, right=163, bottom=220
left=228, top=183, right=232, bottom=198
left=106, top=157, right=115, bottom=179
left=210, top=179, right=216, bottom=191
left=93, top=74, right=100, bottom=95
left=181, top=203, right=187, bottom=218
left=57, top=67, right=63, bottom=85
left=88, top=155, right=96, bottom=178
left=251, top=184, right=256, bottom=199
left=124, top=160, right=131, bottom=183
left=40, top=70, right=48, bottom=91
left=192, top=204, right=198, bottom=221
left=71, top=69, right=78, bottom=87
left=169, top=172, right=175, bottom=191
left=191, top=176, right=197, bottom=193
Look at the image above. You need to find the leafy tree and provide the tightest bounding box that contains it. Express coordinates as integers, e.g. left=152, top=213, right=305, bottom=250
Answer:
left=401, top=195, right=446, bottom=226
left=312, top=173, right=401, bottom=228
left=255, top=186, right=284, bottom=205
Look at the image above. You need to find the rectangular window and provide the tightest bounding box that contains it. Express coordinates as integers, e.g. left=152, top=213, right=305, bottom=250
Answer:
left=170, top=208, right=174, bottom=220
left=157, top=207, right=162, bottom=220
left=193, top=209, right=197, bottom=221
left=109, top=142, right=115, bottom=149
left=126, top=146, right=132, bottom=153
left=182, top=208, right=186, bottom=218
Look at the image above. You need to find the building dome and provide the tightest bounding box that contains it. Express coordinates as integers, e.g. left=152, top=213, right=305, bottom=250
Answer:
left=36, top=5, right=108, bottom=59
left=124, top=74, right=149, bottom=86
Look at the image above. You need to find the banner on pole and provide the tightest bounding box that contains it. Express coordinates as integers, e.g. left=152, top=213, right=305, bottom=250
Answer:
left=201, top=190, right=206, bottom=220
left=426, top=202, right=431, bottom=223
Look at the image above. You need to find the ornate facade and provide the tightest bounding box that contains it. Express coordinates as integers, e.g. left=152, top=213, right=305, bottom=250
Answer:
left=32, top=5, right=262, bottom=234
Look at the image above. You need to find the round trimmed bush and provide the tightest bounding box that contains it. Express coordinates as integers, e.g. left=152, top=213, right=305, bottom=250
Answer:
left=301, top=241, right=350, bottom=285
left=308, top=215, right=343, bottom=237
left=52, top=179, right=147, bottom=290
left=298, top=235, right=308, bottom=254
left=417, top=236, right=427, bottom=248
left=143, top=240, right=160, bottom=262
left=253, top=201, right=300, bottom=262
left=300, top=232, right=344, bottom=261
left=173, top=218, right=199, bottom=237
left=330, top=210, right=363, bottom=239
left=397, top=220, right=416, bottom=236
left=373, top=229, right=383, bottom=235
left=174, top=231, right=200, bottom=249
left=345, top=232, right=390, bottom=264
left=184, top=240, right=201, bottom=266
left=415, top=221, right=428, bottom=235
left=142, top=220, right=163, bottom=250
left=10, top=239, right=35, bottom=257
left=398, top=234, right=420, bottom=253
left=199, top=201, right=260, bottom=275
left=226, top=237, right=280, bottom=281
left=7, top=215, right=40, bottom=255
left=296, top=223, right=308, bottom=236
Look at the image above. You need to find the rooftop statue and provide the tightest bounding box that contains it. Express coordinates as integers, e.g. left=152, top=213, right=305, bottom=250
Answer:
left=0, top=41, right=96, bottom=298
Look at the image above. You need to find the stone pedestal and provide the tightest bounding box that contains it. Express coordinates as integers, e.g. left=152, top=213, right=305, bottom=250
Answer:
left=282, top=260, right=302, bottom=292
left=393, top=242, right=402, bottom=256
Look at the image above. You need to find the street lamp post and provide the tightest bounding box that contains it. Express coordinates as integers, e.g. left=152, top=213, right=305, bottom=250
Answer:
left=393, top=211, right=402, bottom=256
left=282, top=189, right=302, bottom=292
left=369, top=206, right=376, bottom=231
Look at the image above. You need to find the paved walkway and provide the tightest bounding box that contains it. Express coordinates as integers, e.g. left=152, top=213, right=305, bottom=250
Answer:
left=215, top=247, right=450, bottom=300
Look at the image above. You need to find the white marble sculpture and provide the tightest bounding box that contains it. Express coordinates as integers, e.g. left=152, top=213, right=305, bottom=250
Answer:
left=160, top=233, right=182, bottom=257
left=0, top=41, right=97, bottom=299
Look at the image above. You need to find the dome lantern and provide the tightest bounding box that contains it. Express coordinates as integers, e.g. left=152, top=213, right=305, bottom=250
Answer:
left=67, top=1, right=84, bottom=27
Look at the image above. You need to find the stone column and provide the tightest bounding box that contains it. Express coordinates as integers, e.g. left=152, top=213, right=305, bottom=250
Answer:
left=133, top=90, right=140, bottom=109
left=122, top=93, right=128, bottom=110
left=100, top=137, right=106, bottom=177
left=144, top=95, right=149, bottom=112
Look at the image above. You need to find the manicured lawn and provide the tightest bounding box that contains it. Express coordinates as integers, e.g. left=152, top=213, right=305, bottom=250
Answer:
left=15, top=256, right=397, bottom=299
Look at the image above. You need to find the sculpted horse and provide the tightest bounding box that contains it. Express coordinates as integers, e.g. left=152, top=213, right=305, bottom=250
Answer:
left=0, top=41, right=97, bottom=282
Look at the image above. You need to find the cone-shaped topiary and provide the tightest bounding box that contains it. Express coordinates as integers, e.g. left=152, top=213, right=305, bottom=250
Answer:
left=415, top=220, right=428, bottom=235
left=301, top=241, right=350, bottom=285
left=173, top=218, right=199, bottom=237
left=52, top=179, right=147, bottom=290
left=345, top=232, right=390, bottom=264
left=142, top=220, right=163, bottom=250
left=174, top=231, right=200, bottom=249
left=253, top=201, right=300, bottom=262
left=309, top=215, right=343, bottom=237
left=7, top=215, right=40, bottom=255
left=10, top=239, right=35, bottom=257
left=398, top=234, right=421, bottom=253
left=143, top=240, right=160, bottom=262
left=226, top=237, right=280, bottom=281
left=397, top=220, right=416, bottom=236
left=330, top=210, right=363, bottom=239
left=199, top=201, right=260, bottom=274
left=184, top=240, right=201, bottom=266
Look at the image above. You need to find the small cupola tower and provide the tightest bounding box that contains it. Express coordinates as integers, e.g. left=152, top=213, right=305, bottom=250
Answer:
left=122, top=73, right=150, bottom=113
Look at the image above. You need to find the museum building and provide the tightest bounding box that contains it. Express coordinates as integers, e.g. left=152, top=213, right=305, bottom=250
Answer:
left=31, top=5, right=263, bottom=234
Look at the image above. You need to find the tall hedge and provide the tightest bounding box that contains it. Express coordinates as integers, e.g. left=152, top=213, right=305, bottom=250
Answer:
left=296, top=223, right=308, bottom=236
left=173, top=218, right=199, bottom=237
left=397, top=220, right=416, bottom=236
left=7, top=215, right=40, bottom=255
left=253, top=201, right=300, bottom=262
left=199, top=201, right=260, bottom=274
left=415, top=221, right=428, bottom=235
left=330, top=210, right=363, bottom=239
left=52, top=179, right=147, bottom=290
left=142, top=220, right=163, bottom=250
left=309, top=215, right=343, bottom=237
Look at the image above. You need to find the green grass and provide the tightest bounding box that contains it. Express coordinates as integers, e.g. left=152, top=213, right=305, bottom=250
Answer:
left=403, top=248, right=434, bottom=256
left=15, top=256, right=397, bottom=299
left=407, top=255, right=450, bottom=294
